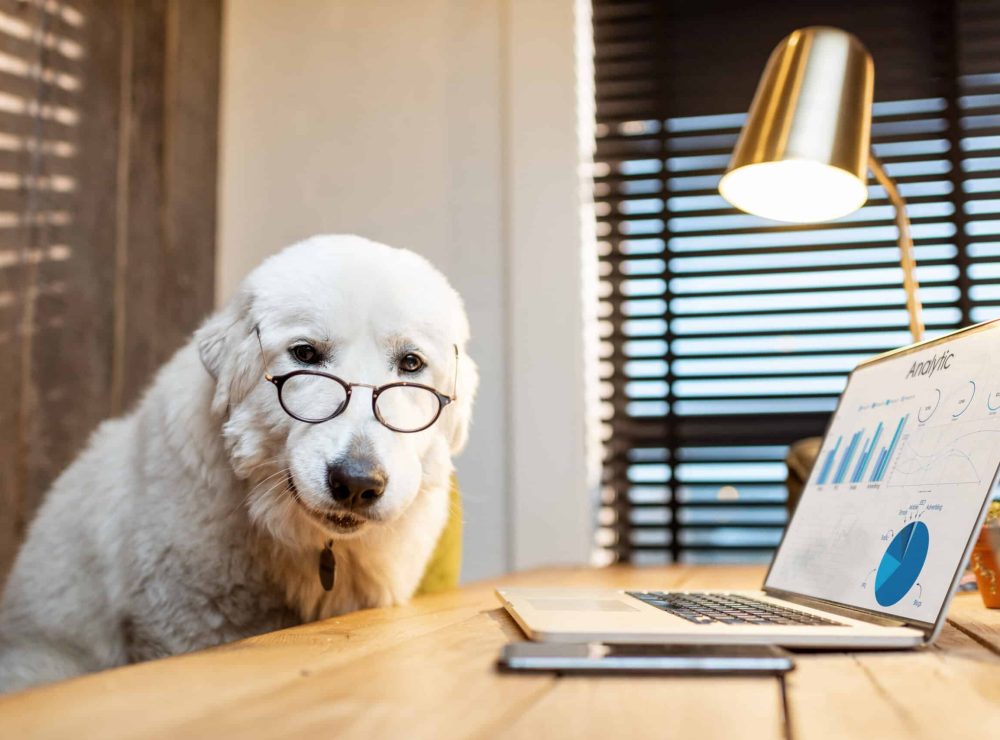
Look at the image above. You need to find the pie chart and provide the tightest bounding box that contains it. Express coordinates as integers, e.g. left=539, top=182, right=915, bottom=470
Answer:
left=875, top=521, right=929, bottom=607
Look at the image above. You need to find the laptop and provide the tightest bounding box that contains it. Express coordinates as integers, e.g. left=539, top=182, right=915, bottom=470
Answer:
left=497, top=319, right=1000, bottom=648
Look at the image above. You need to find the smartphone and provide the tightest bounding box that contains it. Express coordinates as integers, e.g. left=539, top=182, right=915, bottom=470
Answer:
left=497, top=642, right=794, bottom=676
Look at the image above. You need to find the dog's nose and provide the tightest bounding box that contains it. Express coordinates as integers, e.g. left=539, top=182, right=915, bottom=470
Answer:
left=326, top=461, right=386, bottom=508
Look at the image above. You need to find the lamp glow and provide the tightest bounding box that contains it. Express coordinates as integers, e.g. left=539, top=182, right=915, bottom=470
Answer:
left=719, top=160, right=867, bottom=223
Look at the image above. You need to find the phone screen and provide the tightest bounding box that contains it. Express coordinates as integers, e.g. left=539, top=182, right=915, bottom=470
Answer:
left=498, top=642, right=794, bottom=675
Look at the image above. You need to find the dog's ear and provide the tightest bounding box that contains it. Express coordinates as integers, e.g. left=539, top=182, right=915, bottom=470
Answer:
left=195, top=290, right=261, bottom=417
left=446, top=345, right=479, bottom=454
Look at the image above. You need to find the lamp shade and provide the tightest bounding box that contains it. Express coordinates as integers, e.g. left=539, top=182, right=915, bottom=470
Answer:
left=719, top=26, right=874, bottom=223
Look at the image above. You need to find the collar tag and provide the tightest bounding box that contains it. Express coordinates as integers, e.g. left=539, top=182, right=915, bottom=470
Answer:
left=319, top=541, right=335, bottom=591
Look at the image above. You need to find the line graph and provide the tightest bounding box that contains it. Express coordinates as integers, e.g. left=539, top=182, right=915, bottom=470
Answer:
left=886, top=425, right=1000, bottom=488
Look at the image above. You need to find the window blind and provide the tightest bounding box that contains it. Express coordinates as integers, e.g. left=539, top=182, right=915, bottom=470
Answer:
left=592, top=0, right=1000, bottom=564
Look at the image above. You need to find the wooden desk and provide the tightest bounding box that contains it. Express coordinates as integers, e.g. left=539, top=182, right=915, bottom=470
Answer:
left=0, top=565, right=997, bottom=739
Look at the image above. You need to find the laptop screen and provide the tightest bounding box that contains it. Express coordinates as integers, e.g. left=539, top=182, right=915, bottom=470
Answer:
left=765, top=320, right=1000, bottom=624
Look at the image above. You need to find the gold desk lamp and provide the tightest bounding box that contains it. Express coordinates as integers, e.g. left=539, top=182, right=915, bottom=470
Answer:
left=719, top=26, right=924, bottom=342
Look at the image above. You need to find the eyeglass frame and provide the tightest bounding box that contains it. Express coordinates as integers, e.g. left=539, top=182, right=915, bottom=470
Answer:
left=255, top=326, right=458, bottom=433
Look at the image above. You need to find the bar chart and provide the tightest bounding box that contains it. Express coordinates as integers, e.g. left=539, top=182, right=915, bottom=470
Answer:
left=852, top=421, right=882, bottom=483
left=815, top=415, right=908, bottom=486
left=816, top=437, right=840, bottom=485
left=870, top=415, right=908, bottom=483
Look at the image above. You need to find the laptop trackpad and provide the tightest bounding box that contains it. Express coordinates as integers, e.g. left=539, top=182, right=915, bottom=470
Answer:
left=528, top=598, right=638, bottom=612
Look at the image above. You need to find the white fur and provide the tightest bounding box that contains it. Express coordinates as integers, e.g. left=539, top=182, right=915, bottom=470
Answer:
left=0, top=235, right=478, bottom=692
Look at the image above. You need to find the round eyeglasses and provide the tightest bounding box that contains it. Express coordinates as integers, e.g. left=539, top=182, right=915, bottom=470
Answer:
left=255, top=328, right=458, bottom=433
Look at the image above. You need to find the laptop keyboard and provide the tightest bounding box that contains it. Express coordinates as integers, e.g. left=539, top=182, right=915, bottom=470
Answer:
left=626, top=591, right=846, bottom=627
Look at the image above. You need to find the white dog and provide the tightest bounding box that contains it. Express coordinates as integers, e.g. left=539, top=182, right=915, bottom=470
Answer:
left=0, top=235, right=478, bottom=692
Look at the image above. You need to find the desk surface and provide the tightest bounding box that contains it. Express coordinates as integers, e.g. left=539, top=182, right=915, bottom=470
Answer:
left=0, top=565, right=997, bottom=739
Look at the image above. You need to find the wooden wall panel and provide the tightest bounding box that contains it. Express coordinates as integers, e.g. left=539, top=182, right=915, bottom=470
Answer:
left=0, top=0, right=221, bottom=586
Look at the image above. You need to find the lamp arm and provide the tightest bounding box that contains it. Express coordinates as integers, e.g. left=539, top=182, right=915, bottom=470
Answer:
left=869, top=152, right=925, bottom=343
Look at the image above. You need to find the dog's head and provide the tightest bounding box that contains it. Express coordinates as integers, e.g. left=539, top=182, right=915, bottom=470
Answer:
left=195, top=235, right=478, bottom=546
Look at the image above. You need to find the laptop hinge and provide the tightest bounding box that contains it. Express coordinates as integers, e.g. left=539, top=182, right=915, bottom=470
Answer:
left=765, top=588, right=913, bottom=628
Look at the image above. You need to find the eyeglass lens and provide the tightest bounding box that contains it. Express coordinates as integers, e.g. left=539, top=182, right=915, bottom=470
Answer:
left=280, top=374, right=348, bottom=422
left=375, top=385, right=440, bottom=431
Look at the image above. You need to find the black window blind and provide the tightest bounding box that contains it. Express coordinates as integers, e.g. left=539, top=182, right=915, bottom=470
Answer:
left=592, top=0, right=1000, bottom=564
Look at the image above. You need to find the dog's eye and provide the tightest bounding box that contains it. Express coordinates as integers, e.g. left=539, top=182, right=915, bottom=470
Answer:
left=399, top=353, right=424, bottom=373
left=290, top=344, right=320, bottom=365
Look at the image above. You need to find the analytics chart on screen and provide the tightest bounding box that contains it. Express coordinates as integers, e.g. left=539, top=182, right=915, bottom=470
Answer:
left=766, top=322, right=1000, bottom=622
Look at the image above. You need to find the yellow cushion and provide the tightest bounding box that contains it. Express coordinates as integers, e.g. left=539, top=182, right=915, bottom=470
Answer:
left=415, top=476, right=462, bottom=595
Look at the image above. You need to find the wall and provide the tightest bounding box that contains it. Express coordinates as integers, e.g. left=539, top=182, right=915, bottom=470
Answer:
left=219, top=0, right=591, bottom=579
